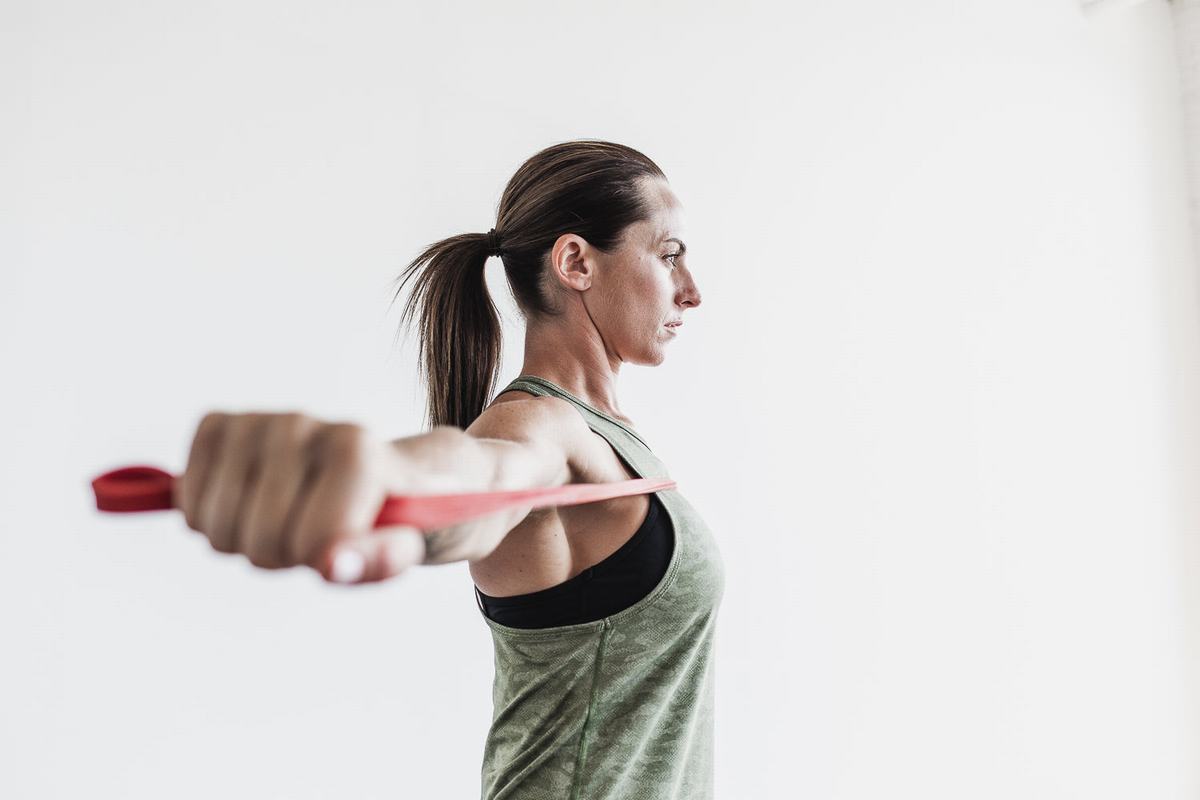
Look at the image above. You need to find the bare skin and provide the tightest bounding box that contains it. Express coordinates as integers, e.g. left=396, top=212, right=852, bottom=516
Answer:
left=469, top=176, right=702, bottom=597
left=172, top=411, right=436, bottom=584
left=173, top=176, right=700, bottom=589
left=516, top=176, right=701, bottom=423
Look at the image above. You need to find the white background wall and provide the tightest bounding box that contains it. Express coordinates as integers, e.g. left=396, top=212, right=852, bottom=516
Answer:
left=2, top=1, right=1197, bottom=797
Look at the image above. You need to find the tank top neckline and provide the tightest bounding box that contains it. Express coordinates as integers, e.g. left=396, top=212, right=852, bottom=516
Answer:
left=507, top=374, right=651, bottom=451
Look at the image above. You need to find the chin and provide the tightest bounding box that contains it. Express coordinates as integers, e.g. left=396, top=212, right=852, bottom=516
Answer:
left=625, top=349, right=668, bottom=367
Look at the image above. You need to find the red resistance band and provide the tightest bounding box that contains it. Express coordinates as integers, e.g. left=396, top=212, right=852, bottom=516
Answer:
left=91, top=465, right=676, bottom=531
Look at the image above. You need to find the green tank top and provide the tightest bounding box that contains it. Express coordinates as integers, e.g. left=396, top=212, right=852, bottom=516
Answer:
left=474, top=375, right=726, bottom=800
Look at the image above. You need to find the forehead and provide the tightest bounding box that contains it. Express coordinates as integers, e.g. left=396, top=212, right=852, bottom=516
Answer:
left=640, top=179, right=685, bottom=242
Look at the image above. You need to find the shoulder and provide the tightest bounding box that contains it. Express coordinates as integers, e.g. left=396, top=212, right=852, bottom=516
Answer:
left=482, top=391, right=584, bottom=432
left=465, top=392, right=594, bottom=477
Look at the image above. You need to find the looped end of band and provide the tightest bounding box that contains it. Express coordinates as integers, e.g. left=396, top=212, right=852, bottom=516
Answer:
left=92, top=465, right=176, bottom=512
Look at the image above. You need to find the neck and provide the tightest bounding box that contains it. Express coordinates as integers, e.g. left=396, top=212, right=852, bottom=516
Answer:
left=518, top=315, right=627, bottom=423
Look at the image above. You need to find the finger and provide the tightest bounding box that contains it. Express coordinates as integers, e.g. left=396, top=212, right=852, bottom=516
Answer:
left=322, top=527, right=427, bottom=585
left=200, top=413, right=270, bottom=554
left=174, top=411, right=230, bottom=533
left=290, top=424, right=381, bottom=570
left=241, top=413, right=319, bottom=569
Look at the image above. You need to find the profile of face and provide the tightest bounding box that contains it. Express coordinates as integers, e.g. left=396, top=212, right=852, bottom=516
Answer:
left=547, top=176, right=702, bottom=367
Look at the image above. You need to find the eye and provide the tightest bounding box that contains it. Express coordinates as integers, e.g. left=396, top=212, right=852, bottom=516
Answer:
left=663, top=251, right=682, bottom=268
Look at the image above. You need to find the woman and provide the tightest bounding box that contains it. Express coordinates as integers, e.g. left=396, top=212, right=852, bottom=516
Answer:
left=173, top=139, right=725, bottom=799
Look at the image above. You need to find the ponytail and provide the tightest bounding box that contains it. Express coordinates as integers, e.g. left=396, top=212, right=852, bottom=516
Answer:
left=391, top=232, right=502, bottom=431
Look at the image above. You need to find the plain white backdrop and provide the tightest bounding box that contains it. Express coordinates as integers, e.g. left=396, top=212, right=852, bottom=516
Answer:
left=3, top=1, right=1198, bottom=797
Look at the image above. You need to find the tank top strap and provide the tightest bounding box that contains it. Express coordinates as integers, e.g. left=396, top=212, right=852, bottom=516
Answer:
left=497, top=375, right=652, bottom=449
left=495, top=375, right=669, bottom=480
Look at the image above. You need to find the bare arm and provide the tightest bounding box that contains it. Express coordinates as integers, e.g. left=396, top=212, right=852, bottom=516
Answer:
left=171, top=404, right=579, bottom=585
left=390, top=397, right=579, bottom=565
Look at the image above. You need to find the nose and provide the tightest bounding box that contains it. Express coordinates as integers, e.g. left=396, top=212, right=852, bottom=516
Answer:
left=678, top=276, right=701, bottom=310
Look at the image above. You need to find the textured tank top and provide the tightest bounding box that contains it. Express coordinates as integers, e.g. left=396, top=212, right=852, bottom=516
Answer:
left=474, top=375, right=726, bottom=800
left=475, top=490, right=673, bottom=628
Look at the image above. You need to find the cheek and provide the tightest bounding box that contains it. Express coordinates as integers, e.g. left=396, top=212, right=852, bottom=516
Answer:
left=639, top=260, right=671, bottom=292
left=635, top=270, right=673, bottom=310
left=602, top=260, right=669, bottom=329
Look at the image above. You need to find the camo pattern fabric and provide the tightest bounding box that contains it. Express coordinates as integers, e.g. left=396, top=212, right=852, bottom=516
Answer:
left=474, top=375, right=726, bottom=800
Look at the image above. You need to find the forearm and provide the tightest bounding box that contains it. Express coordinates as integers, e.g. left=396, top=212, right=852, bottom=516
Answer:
left=388, top=426, right=569, bottom=564
left=390, top=425, right=500, bottom=495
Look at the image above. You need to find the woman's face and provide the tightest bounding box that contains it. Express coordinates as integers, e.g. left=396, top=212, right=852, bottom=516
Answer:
left=561, top=177, right=702, bottom=367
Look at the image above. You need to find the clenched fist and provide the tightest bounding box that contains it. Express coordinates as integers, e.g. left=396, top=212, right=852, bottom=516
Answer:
left=171, top=411, right=427, bottom=584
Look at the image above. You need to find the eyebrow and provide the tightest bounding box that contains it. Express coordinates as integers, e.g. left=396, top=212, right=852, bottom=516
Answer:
left=662, top=237, right=687, bottom=254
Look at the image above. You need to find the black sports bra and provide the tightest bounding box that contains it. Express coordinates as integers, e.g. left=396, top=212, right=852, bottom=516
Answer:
left=474, top=492, right=675, bottom=629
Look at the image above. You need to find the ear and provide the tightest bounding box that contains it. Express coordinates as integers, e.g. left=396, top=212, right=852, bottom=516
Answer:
left=549, top=233, right=594, bottom=291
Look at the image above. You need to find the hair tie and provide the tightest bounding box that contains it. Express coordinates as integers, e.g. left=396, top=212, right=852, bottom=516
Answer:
left=485, top=228, right=502, bottom=257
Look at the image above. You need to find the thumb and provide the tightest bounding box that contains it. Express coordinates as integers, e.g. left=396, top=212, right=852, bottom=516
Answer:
left=322, top=527, right=427, bottom=585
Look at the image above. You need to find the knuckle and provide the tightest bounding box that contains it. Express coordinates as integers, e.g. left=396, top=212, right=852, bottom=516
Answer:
left=197, top=410, right=223, bottom=429
left=280, top=410, right=311, bottom=427
left=265, top=414, right=316, bottom=455
left=229, top=411, right=265, bottom=434
left=269, top=411, right=310, bottom=435
left=320, top=423, right=370, bottom=461
left=196, top=411, right=230, bottom=438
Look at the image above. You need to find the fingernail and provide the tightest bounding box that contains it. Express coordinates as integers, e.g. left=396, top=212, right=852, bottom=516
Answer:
left=331, top=549, right=365, bottom=583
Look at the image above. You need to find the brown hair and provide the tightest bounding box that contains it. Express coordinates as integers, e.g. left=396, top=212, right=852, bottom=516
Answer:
left=390, top=139, right=667, bottom=430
